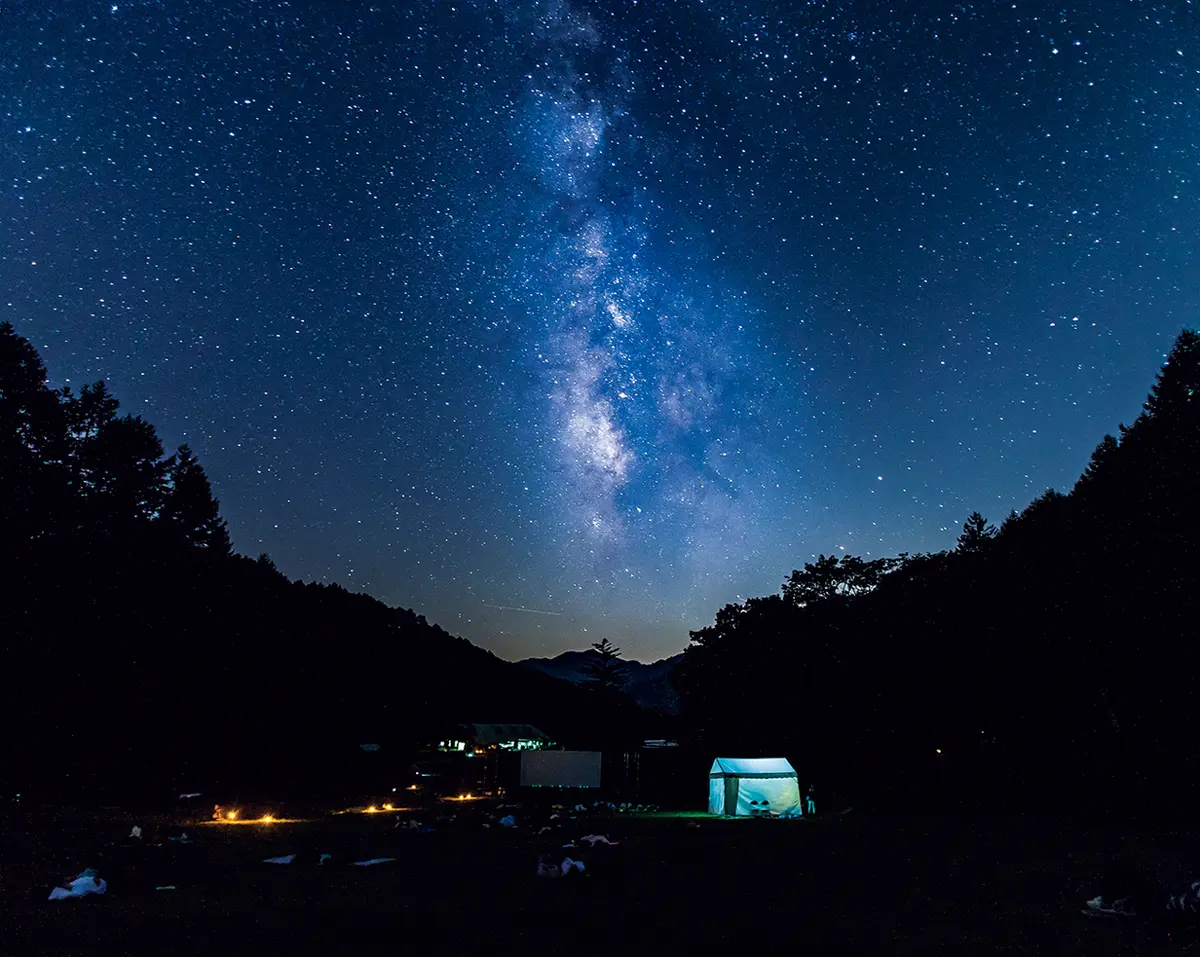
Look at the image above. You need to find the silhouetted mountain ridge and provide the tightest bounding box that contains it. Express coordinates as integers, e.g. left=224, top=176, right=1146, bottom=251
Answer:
left=0, top=322, right=660, bottom=800
left=517, top=650, right=682, bottom=713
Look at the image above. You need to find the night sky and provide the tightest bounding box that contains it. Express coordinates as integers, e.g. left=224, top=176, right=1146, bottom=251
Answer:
left=2, top=1, right=1196, bottom=660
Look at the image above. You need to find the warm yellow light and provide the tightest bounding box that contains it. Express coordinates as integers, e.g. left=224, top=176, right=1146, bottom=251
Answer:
left=366, top=805, right=378, bottom=814
left=382, top=803, right=394, bottom=811
left=407, top=784, right=419, bottom=791
left=203, top=813, right=302, bottom=826
left=936, top=748, right=942, bottom=754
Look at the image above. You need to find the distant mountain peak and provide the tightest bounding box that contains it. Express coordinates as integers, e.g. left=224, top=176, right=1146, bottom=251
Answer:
left=516, top=649, right=683, bottom=713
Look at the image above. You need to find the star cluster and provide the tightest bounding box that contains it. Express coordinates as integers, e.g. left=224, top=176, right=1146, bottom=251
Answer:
left=2, top=0, right=1196, bottom=659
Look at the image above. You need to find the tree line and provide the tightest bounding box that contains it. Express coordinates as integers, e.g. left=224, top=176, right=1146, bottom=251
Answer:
left=1, top=328, right=230, bottom=558
left=0, top=322, right=654, bottom=801
left=677, top=329, right=1200, bottom=810
left=7, top=317, right=1197, bottom=809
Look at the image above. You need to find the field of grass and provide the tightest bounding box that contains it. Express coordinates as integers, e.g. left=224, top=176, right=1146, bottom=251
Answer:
left=4, top=801, right=1200, bottom=955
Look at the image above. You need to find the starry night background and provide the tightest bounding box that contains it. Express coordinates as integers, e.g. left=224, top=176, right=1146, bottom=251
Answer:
left=1, top=0, right=1195, bottom=661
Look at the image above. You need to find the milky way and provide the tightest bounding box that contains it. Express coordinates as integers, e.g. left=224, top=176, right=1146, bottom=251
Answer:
left=1, top=0, right=1196, bottom=658
left=511, top=0, right=794, bottom=569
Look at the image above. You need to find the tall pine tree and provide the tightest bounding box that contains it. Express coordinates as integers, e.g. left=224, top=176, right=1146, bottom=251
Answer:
left=162, top=444, right=231, bottom=554
left=0, top=322, right=70, bottom=543
left=1074, top=434, right=1120, bottom=493
left=956, top=511, right=997, bottom=554
left=1142, top=329, right=1200, bottom=423
left=583, top=638, right=628, bottom=695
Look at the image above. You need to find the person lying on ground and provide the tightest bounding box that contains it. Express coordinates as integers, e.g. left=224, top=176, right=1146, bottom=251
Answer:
left=1084, top=864, right=1200, bottom=919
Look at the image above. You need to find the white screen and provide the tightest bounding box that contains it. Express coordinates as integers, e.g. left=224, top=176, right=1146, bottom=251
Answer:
left=519, top=750, right=602, bottom=788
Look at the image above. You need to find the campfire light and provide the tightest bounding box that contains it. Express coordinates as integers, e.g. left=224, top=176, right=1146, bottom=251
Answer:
left=205, top=811, right=302, bottom=825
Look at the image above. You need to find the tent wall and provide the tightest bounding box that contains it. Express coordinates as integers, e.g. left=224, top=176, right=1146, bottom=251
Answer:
left=731, top=775, right=800, bottom=815
left=708, top=776, right=725, bottom=814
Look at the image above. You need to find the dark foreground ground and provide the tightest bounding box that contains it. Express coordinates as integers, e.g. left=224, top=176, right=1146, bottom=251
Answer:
left=4, top=802, right=1200, bottom=956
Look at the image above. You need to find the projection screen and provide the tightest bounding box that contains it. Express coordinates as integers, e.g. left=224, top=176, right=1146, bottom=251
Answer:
left=518, top=750, right=602, bottom=788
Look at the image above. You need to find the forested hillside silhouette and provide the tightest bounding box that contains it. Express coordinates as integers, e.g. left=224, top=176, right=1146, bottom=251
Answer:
left=0, top=323, right=651, bottom=801
left=8, top=322, right=1199, bottom=811
left=679, top=330, right=1200, bottom=812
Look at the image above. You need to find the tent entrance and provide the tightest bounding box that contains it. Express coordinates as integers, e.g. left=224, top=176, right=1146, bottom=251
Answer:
left=708, top=757, right=802, bottom=816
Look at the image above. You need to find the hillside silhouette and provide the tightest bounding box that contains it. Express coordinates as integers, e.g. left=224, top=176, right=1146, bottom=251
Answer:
left=7, top=322, right=1199, bottom=812
left=678, top=329, right=1200, bottom=813
left=0, top=323, right=654, bottom=802
left=518, top=649, right=681, bottom=713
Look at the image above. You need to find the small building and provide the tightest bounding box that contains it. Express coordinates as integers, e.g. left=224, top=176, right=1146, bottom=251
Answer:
left=708, top=757, right=801, bottom=816
left=436, top=724, right=553, bottom=754
left=420, top=725, right=555, bottom=798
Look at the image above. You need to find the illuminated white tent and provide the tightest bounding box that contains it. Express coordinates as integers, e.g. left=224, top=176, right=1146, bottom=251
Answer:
left=708, top=757, right=801, bottom=816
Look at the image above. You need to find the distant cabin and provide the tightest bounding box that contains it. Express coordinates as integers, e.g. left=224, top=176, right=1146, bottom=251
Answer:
left=436, top=723, right=553, bottom=754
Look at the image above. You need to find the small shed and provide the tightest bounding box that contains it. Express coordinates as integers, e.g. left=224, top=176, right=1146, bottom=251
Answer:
left=437, top=724, right=553, bottom=753
left=708, top=757, right=801, bottom=816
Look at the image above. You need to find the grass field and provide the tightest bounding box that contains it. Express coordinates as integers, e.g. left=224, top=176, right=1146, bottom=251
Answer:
left=4, top=802, right=1200, bottom=955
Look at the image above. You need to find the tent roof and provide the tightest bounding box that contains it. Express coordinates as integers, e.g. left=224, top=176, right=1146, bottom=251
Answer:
left=710, top=757, right=796, bottom=778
